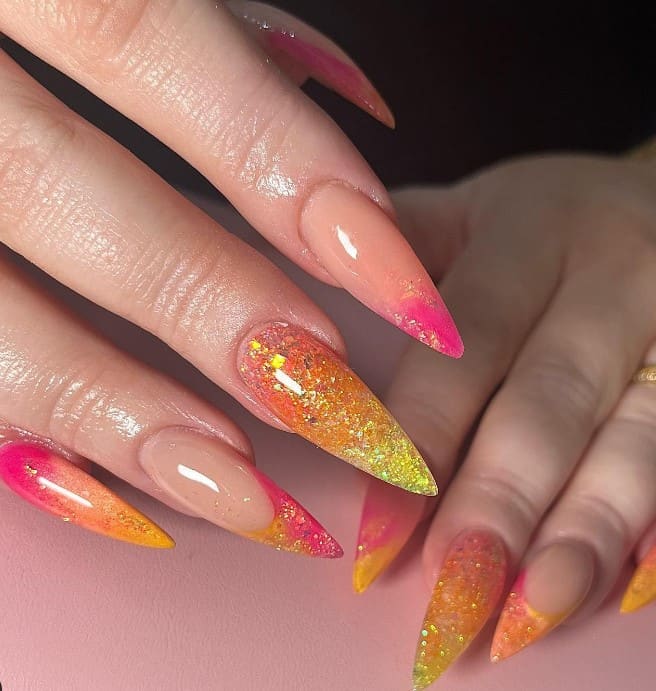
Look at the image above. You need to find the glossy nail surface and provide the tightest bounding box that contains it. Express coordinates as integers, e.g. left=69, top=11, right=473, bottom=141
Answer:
left=621, top=545, right=656, bottom=613
left=491, top=542, right=594, bottom=661
left=0, top=441, right=174, bottom=548
left=228, top=0, right=394, bottom=127
left=413, top=531, right=507, bottom=689
left=239, top=324, right=437, bottom=495
left=300, top=183, right=463, bottom=358
left=353, top=479, right=426, bottom=592
left=140, top=427, right=342, bottom=557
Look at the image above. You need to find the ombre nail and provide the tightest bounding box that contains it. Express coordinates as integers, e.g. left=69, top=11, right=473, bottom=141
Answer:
left=238, top=323, right=437, bottom=495
left=300, top=183, right=463, bottom=358
left=353, top=479, right=426, bottom=593
left=0, top=441, right=174, bottom=548
left=228, top=0, right=394, bottom=127
left=491, top=542, right=594, bottom=661
left=621, top=545, right=656, bottom=613
left=140, top=427, right=342, bottom=557
left=412, top=530, right=507, bottom=689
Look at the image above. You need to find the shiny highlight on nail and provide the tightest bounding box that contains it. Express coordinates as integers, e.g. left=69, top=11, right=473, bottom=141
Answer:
left=491, top=571, right=568, bottom=662
left=243, top=470, right=343, bottom=557
left=239, top=324, right=437, bottom=495
left=621, top=546, right=656, bottom=613
left=0, top=442, right=174, bottom=548
left=353, top=481, right=426, bottom=592
left=412, top=531, right=507, bottom=689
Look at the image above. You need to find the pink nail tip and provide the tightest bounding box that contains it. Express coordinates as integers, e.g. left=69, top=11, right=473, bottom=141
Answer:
left=394, top=293, right=464, bottom=358
left=264, top=31, right=394, bottom=127
left=246, top=472, right=343, bottom=558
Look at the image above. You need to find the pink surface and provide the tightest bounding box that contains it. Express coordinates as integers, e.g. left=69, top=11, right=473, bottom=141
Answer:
left=0, top=197, right=653, bottom=691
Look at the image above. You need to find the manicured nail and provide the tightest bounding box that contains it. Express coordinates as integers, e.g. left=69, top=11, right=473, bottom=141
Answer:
left=227, top=0, right=394, bottom=127
left=239, top=323, right=437, bottom=495
left=0, top=441, right=174, bottom=548
left=300, top=183, right=464, bottom=358
left=412, top=530, right=507, bottom=689
left=140, top=427, right=342, bottom=557
left=621, top=545, right=656, bottom=613
left=353, top=479, right=426, bottom=593
left=491, top=542, right=595, bottom=662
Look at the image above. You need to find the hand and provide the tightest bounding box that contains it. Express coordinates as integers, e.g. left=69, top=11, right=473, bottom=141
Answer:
left=0, top=2, right=464, bottom=552
left=353, top=154, right=656, bottom=687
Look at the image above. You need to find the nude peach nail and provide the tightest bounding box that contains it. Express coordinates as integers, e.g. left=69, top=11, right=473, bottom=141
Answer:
left=0, top=441, right=174, bottom=548
left=300, top=182, right=464, bottom=358
left=228, top=0, right=395, bottom=127
left=491, top=542, right=595, bottom=661
left=412, top=530, right=507, bottom=689
left=238, top=323, right=437, bottom=495
left=621, top=544, right=656, bottom=613
left=353, top=479, right=426, bottom=593
left=140, top=427, right=342, bottom=557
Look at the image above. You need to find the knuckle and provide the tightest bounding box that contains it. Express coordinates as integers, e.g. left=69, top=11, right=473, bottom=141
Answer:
left=517, top=354, right=602, bottom=428
left=567, top=493, right=631, bottom=545
left=0, top=94, right=78, bottom=234
left=127, top=237, right=224, bottom=348
left=206, top=68, right=303, bottom=192
left=42, top=0, right=155, bottom=66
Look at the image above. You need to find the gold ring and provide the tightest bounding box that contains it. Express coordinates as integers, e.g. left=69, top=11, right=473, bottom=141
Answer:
left=633, top=365, right=656, bottom=384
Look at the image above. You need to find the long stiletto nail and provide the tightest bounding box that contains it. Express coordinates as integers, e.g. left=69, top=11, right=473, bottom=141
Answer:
left=300, top=183, right=464, bottom=358
left=621, top=545, right=656, bottom=613
left=412, top=530, right=507, bottom=689
left=227, top=0, right=394, bottom=127
left=239, top=323, right=437, bottom=495
left=0, top=441, right=174, bottom=548
left=491, top=542, right=595, bottom=662
left=140, top=427, right=342, bottom=557
left=353, top=479, right=426, bottom=593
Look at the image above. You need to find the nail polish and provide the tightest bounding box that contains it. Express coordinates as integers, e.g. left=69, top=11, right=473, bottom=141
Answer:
left=491, top=542, right=594, bottom=661
left=412, top=530, right=507, bottom=689
left=300, top=183, right=463, bottom=358
left=0, top=441, right=174, bottom=548
left=353, top=479, right=426, bottom=593
left=227, top=0, right=394, bottom=127
left=140, top=427, right=342, bottom=557
left=621, top=545, right=656, bottom=613
left=239, top=323, right=437, bottom=495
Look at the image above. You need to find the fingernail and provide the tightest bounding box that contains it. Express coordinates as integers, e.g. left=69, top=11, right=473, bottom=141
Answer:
left=239, top=323, right=437, bottom=495
left=140, top=427, right=342, bottom=557
left=412, top=530, right=507, bottom=689
left=0, top=441, right=174, bottom=548
left=353, top=479, right=426, bottom=593
left=621, top=545, right=656, bottom=613
left=227, top=0, right=395, bottom=127
left=491, top=542, right=595, bottom=662
left=300, top=183, right=464, bottom=358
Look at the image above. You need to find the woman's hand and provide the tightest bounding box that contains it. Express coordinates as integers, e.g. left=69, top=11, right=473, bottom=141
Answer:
left=0, top=2, right=464, bottom=552
left=353, top=154, right=656, bottom=687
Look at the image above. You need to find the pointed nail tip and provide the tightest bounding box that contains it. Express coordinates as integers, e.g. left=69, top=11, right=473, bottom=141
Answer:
left=619, top=599, right=641, bottom=614
left=352, top=566, right=375, bottom=593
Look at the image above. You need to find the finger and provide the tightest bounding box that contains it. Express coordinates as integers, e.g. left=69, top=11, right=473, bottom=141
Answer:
left=492, top=361, right=656, bottom=658
left=226, top=0, right=395, bottom=127
left=412, top=254, right=656, bottom=686
left=0, top=54, right=435, bottom=495
left=0, top=2, right=462, bottom=355
left=352, top=183, right=563, bottom=592
left=0, top=252, right=341, bottom=557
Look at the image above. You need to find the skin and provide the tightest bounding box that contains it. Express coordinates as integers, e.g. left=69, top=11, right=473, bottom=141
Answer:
left=357, top=158, right=656, bottom=680
left=0, top=0, right=457, bottom=538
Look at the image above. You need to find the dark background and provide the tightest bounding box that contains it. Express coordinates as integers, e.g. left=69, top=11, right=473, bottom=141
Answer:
left=2, top=2, right=655, bottom=197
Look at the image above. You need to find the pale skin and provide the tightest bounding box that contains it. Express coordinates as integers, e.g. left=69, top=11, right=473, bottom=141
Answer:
left=0, top=0, right=654, bottom=672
